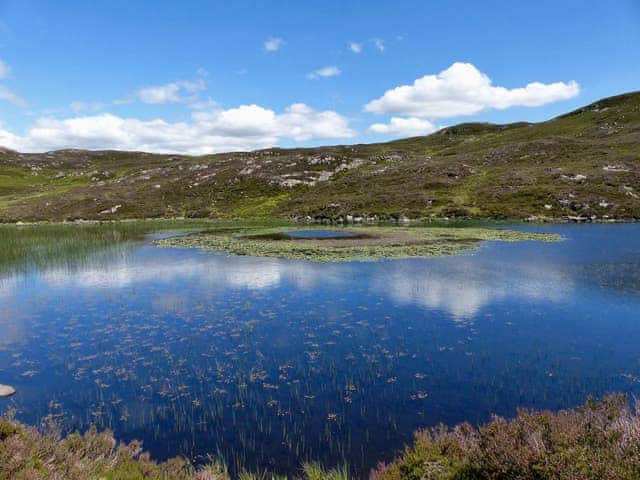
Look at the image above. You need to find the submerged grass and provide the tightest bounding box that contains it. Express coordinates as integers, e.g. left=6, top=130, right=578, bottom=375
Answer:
left=0, top=219, right=291, bottom=274
left=0, top=411, right=347, bottom=479
left=158, top=225, right=560, bottom=262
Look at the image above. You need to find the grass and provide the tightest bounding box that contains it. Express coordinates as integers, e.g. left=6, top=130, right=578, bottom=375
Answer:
left=158, top=224, right=560, bottom=262
left=0, top=164, right=91, bottom=209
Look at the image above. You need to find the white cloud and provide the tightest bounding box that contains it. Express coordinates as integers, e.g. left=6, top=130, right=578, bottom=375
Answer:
left=0, top=103, right=355, bottom=154
left=369, top=117, right=438, bottom=137
left=134, top=79, right=206, bottom=104
left=373, top=38, right=385, bottom=52
left=276, top=103, right=353, bottom=141
left=349, top=42, right=362, bottom=53
left=264, top=37, right=284, bottom=52
left=70, top=100, right=105, bottom=113
left=365, top=62, right=580, bottom=119
left=306, top=66, right=341, bottom=79
left=0, top=59, right=11, bottom=79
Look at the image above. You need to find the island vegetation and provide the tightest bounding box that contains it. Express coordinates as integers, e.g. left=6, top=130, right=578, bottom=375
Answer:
left=158, top=224, right=559, bottom=262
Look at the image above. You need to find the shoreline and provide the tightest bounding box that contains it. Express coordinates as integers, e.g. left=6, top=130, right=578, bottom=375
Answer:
left=0, top=215, right=638, bottom=227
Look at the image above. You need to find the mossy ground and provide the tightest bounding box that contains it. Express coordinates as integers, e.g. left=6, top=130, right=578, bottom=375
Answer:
left=158, top=224, right=560, bottom=262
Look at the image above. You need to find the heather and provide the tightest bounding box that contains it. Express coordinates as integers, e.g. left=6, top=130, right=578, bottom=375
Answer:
left=372, top=395, right=640, bottom=480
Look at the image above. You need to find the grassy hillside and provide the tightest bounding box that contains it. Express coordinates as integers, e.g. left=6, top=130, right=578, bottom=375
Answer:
left=1, top=92, right=639, bottom=222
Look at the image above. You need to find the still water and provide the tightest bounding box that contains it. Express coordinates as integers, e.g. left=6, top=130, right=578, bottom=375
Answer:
left=1, top=224, right=639, bottom=476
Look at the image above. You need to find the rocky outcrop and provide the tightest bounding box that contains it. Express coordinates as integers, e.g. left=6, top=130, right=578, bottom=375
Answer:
left=0, top=384, right=16, bottom=398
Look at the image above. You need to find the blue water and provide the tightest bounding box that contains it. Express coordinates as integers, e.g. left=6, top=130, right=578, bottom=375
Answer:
left=1, top=224, right=640, bottom=477
left=283, top=229, right=358, bottom=239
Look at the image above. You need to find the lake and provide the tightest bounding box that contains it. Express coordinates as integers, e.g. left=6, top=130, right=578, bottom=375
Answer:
left=1, top=224, right=639, bottom=477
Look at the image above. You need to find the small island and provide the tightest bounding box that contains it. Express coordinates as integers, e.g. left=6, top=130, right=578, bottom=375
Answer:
left=159, top=225, right=561, bottom=262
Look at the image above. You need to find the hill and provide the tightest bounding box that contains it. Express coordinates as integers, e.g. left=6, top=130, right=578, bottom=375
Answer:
left=1, top=92, right=639, bottom=222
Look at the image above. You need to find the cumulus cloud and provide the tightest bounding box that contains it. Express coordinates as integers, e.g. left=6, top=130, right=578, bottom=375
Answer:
left=306, top=66, right=341, bottom=79
left=349, top=42, right=362, bottom=53
left=365, top=62, right=580, bottom=119
left=276, top=103, right=353, bottom=141
left=264, top=37, right=284, bottom=52
left=373, top=38, right=385, bottom=52
left=368, top=117, right=438, bottom=137
left=0, top=103, right=355, bottom=154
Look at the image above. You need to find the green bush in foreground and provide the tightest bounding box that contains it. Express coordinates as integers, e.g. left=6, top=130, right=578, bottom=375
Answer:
left=371, top=395, right=640, bottom=480
left=2, top=395, right=640, bottom=479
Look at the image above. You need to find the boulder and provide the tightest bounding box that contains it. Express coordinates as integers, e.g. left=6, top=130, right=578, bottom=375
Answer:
left=0, top=384, right=15, bottom=398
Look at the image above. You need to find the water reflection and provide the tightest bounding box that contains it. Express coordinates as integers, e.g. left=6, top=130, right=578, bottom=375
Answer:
left=376, top=258, right=573, bottom=319
left=26, top=245, right=574, bottom=321
left=0, top=225, right=639, bottom=477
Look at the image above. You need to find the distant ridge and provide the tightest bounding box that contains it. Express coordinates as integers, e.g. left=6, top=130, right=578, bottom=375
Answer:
left=1, top=92, right=639, bottom=222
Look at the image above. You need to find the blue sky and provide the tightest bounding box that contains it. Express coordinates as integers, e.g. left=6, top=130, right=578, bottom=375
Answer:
left=0, top=0, right=638, bottom=154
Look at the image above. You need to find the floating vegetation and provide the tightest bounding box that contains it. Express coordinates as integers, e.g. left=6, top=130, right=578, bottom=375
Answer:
left=158, top=224, right=561, bottom=262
